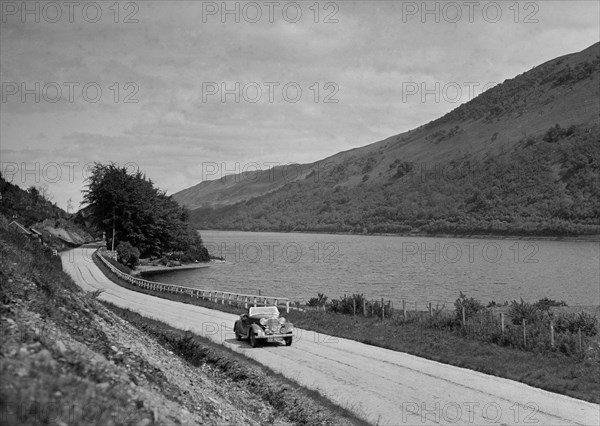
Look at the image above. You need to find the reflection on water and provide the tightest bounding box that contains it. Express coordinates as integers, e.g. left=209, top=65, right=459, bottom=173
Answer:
left=147, top=231, right=599, bottom=307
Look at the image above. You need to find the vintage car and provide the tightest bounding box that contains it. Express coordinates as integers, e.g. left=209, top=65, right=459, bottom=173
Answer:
left=234, top=306, right=294, bottom=347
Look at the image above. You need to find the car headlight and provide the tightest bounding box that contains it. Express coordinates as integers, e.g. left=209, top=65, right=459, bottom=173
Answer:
left=278, top=317, right=286, bottom=324
left=260, top=318, right=267, bottom=326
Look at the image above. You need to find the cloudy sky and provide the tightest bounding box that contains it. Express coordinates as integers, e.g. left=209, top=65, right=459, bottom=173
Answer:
left=1, top=0, right=598, bottom=210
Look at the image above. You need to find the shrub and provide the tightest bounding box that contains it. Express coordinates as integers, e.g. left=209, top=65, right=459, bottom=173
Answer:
left=534, top=297, right=567, bottom=311
left=543, top=124, right=576, bottom=143
left=454, top=292, right=483, bottom=322
left=555, top=312, right=598, bottom=336
left=116, top=241, right=140, bottom=269
left=328, top=294, right=369, bottom=315
left=508, top=299, right=544, bottom=325
left=307, top=293, right=327, bottom=308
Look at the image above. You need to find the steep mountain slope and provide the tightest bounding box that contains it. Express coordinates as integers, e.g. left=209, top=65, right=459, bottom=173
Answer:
left=175, top=43, right=600, bottom=236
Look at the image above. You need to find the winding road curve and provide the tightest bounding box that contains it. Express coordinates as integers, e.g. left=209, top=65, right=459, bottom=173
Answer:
left=62, top=246, right=599, bottom=425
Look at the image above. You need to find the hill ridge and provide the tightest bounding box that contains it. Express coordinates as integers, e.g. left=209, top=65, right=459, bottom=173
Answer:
left=175, top=42, right=600, bottom=236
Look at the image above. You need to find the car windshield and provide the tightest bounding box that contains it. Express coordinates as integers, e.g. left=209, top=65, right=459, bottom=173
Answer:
left=248, top=306, right=279, bottom=318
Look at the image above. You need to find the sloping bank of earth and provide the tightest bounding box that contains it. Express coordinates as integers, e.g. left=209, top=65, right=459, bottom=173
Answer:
left=0, top=227, right=363, bottom=425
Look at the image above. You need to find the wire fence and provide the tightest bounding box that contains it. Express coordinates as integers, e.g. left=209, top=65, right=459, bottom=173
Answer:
left=298, top=293, right=599, bottom=356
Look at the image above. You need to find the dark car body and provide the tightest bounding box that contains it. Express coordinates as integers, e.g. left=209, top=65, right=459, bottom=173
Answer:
left=234, top=306, right=294, bottom=347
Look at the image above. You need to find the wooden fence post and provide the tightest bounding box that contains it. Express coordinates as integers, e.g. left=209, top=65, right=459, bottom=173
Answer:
left=353, top=298, right=356, bottom=316
left=363, top=299, right=367, bottom=317
left=550, top=321, right=555, bottom=347
left=428, top=302, right=432, bottom=319
left=461, top=307, right=466, bottom=326
left=381, top=298, right=385, bottom=320
left=578, top=328, right=582, bottom=352
left=403, top=300, right=406, bottom=321
left=522, top=319, right=527, bottom=348
left=500, top=313, right=505, bottom=335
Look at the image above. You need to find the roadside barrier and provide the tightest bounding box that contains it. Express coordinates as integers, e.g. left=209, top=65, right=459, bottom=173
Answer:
left=96, top=250, right=291, bottom=313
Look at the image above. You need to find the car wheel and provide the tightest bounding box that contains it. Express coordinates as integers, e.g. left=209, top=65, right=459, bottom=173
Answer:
left=249, top=331, right=258, bottom=347
left=234, top=325, right=242, bottom=341
left=284, top=336, right=293, bottom=346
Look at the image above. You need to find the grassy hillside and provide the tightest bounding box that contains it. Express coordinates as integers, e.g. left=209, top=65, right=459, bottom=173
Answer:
left=181, top=43, right=600, bottom=236
left=0, top=216, right=363, bottom=425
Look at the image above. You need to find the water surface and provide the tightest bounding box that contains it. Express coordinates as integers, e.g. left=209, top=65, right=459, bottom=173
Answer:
left=148, top=231, right=599, bottom=308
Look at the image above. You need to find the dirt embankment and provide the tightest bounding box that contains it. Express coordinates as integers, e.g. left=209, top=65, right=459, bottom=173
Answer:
left=0, top=227, right=356, bottom=425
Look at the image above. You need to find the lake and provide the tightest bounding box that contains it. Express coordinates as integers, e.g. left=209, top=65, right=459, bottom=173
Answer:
left=148, top=231, right=599, bottom=308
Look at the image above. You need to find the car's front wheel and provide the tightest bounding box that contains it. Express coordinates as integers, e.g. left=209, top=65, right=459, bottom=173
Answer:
left=284, top=336, right=293, bottom=346
left=234, top=325, right=242, bottom=341
left=249, top=331, right=258, bottom=347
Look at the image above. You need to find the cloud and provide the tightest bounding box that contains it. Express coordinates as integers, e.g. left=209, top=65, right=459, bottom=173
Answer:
left=1, top=0, right=598, bottom=210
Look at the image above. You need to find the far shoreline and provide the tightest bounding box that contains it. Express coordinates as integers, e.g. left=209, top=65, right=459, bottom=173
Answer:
left=196, top=228, right=600, bottom=243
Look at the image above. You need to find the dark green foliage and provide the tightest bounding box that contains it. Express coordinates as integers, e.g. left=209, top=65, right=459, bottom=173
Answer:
left=535, top=297, right=567, bottom=310
left=328, top=294, right=367, bottom=315
left=307, top=292, right=327, bottom=308
left=82, top=163, right=209, bottom=260
left=324, top=294, right=394, bottom=318
left=0, top=175, right=67, bottom=227
left=189, top=124, right=599, bottom=236
left=102, top=252, right=133, bottom=275
left=116, top=241, right=140, bottom=269
left=555, top=312, right=599, bottom=336
left=543, top=124, right=576, bottom=143
left=454, top=291, right=483, bottom=321
left=508, top=299, right=545, bottom=325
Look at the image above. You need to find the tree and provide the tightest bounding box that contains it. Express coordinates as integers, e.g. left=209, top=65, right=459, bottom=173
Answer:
left=82, top=163, right=209, bottom=260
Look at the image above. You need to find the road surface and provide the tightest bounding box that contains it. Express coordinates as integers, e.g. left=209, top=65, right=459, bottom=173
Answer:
left=62, top=247, right=600, bottom=425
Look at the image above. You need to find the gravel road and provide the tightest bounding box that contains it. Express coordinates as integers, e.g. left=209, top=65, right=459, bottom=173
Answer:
left=62, top=247, right=600, bottom=425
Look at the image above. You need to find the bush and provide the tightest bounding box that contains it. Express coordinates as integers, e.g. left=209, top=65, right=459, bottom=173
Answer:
left=454, top=292, right=483, bottom=322
left=555, top=312, right=598, bottom=336
left=328, top=294, right=368, bottom=315
left=508, top=299, right=544, bottom=325
left=543, top=124, right=576, bottom=143
left=116, top=241, right=140, bottom=269
left=534, top=297, right=567, bottom=311
left=307, top=293, right=327, bottom=308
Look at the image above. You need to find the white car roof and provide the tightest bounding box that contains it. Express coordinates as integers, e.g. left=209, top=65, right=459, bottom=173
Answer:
left=249, top=306, right=279, bottom=317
